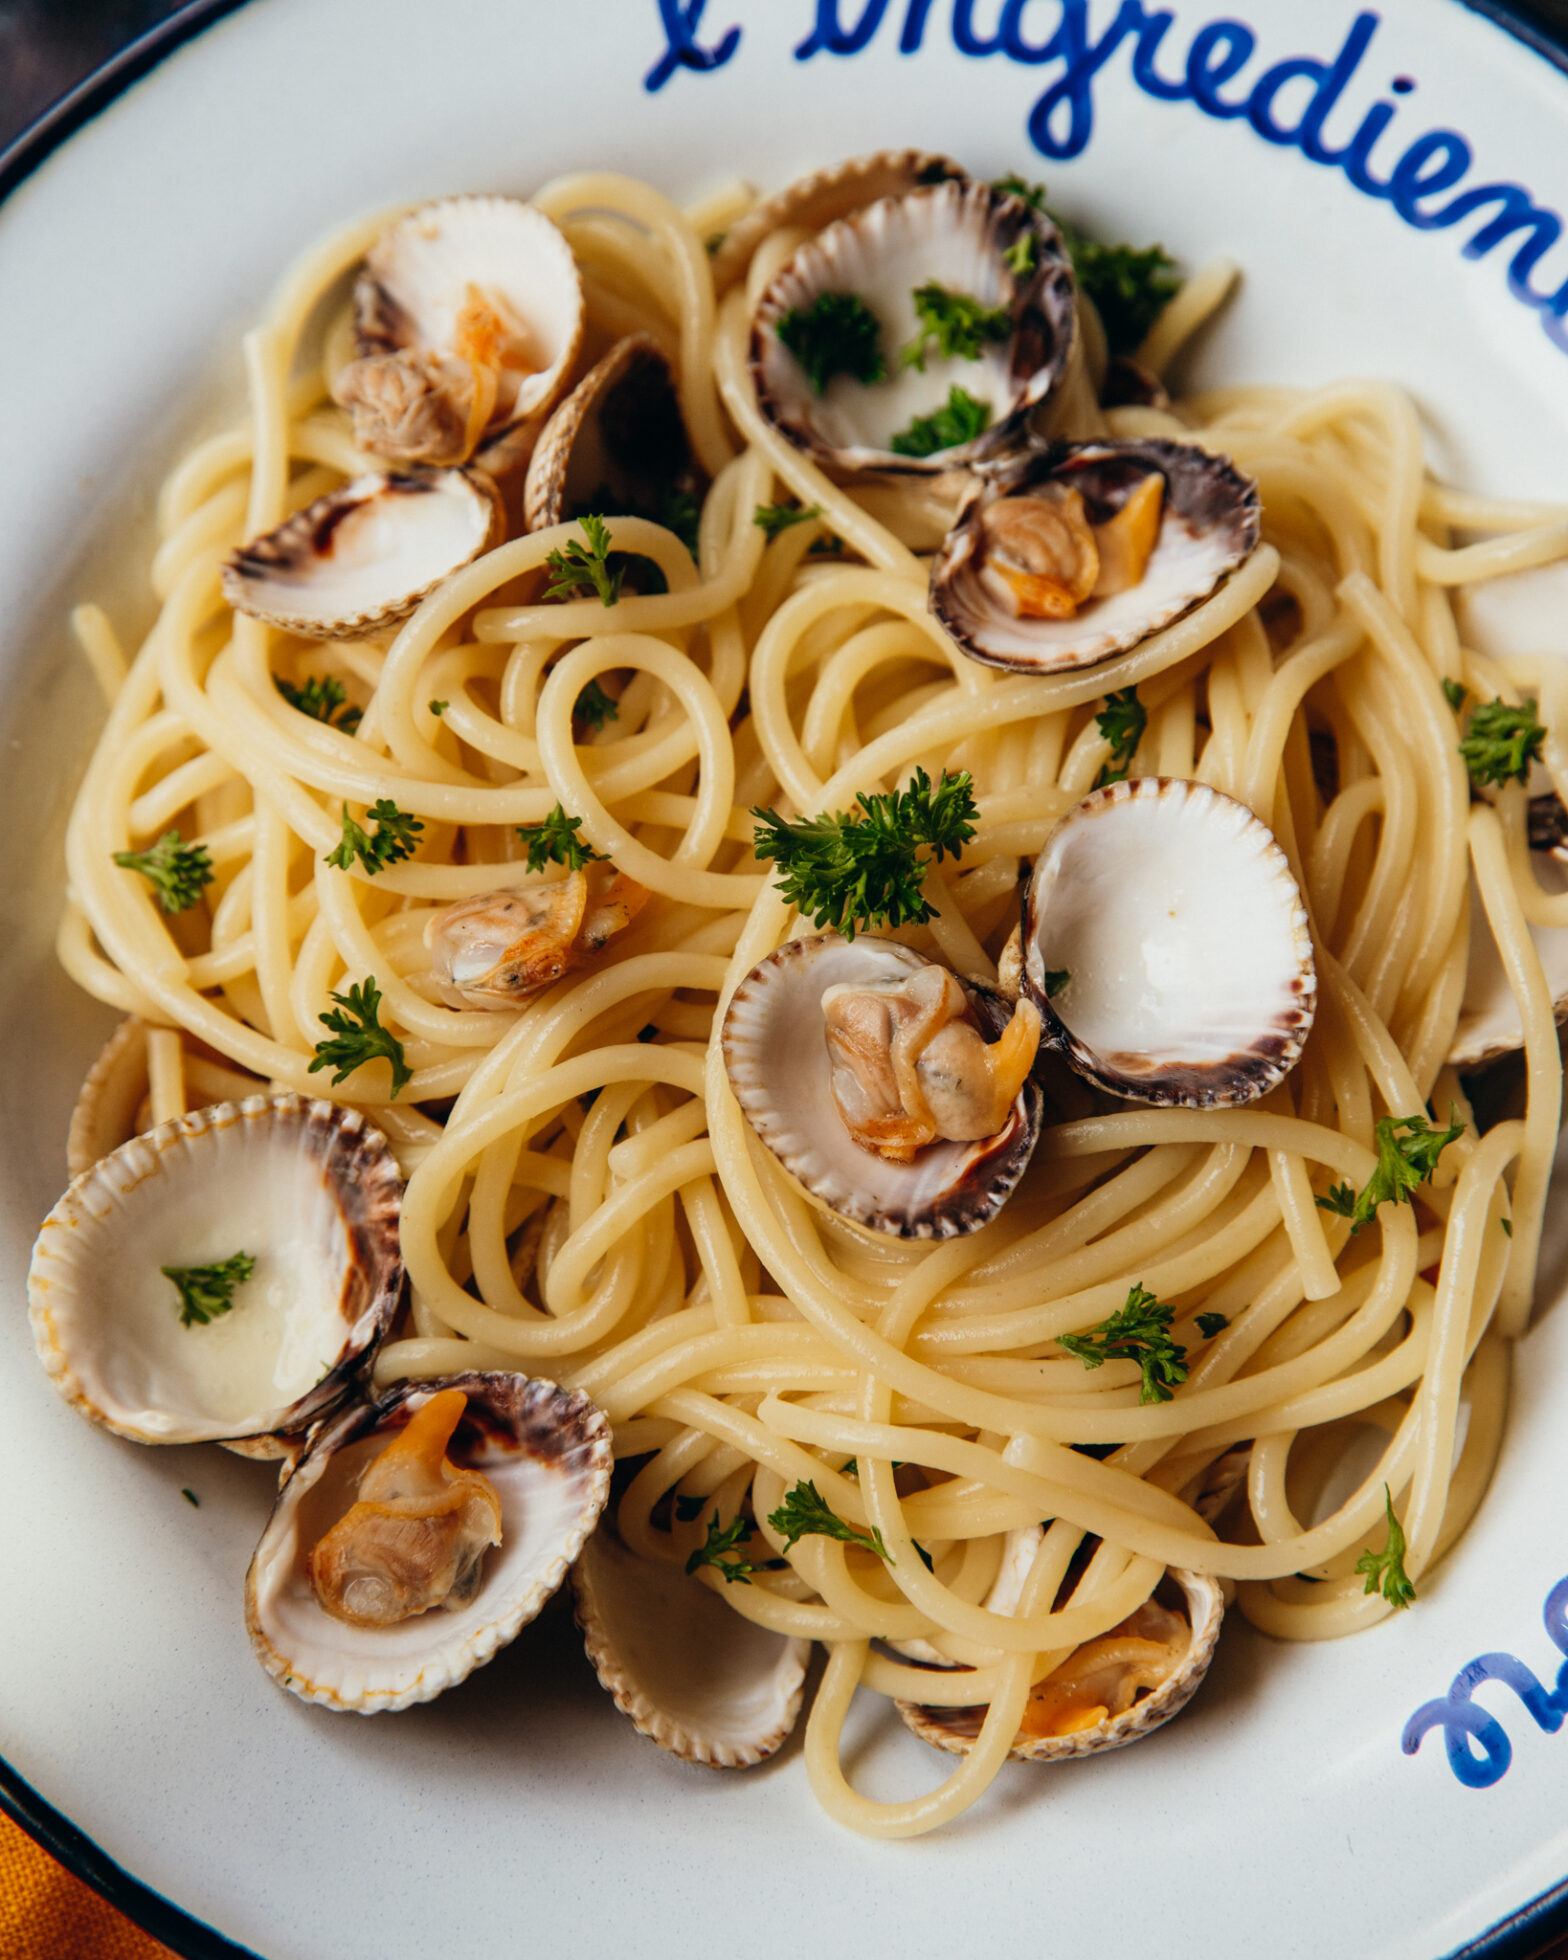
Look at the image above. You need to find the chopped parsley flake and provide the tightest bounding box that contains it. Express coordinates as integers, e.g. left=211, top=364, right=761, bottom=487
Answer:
left=163, top=1251, right=255, bottom=1328
left=776, top=291, right=887, bottom=395
left=888, top=384, right=992, bottom=459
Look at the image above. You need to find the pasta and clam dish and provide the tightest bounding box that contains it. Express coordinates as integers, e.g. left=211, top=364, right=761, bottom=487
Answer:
left=25, top=152, right=1568, bottom=1837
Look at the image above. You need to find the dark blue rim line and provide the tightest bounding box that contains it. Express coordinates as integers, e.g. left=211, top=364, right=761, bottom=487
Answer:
left=3, top=1, right=1568, bottom=1956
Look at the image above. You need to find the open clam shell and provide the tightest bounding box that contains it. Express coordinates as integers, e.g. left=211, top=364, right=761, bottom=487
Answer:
left=246, top=1372, right=612, bottom=1713
left=67, top=1019, right=269, bottom=1178
left=344, top=195, right=584, bottom=462
left=721, top=934, right=1042, bottom=1239
left=898, top=1559, right=1224, bottom=1762
left=573, top=1521, right=809, bottom=1768
left=29, top=1095, right=402, bottom=1448
left=932, top=439, right=1260, bottom=674
left=522, top=332, right=700, bottom=536
left=1023, top=778, right=1316, bottom=1107
left=710, top=149, right=967, bottom=293
left=1450, top=844, right=1568, bottom=1069
left=750, top=179, right=1075, bottom=476
left=222, top=467, right=502, bottom=639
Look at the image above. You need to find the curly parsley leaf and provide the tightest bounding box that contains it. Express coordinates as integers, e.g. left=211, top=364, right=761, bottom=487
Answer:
left=515, top=804, right=605, bottom=875
left=684, top=1513, right=757, bottom=1585
left=1195, top=1311, right=1230, bottom=1339
left=544, top=513, right=624, bottom=606
left=1095, top=687, right=1147, bottom=787
left=112, top=831, right=214, bottom=914
left=1355, top=1484, right=1416, bottom=1609
left=766, top=1480, right=891, bottom=1562
left=428, top=699, right=449, bottom=718
left=1059, top=1282, right=1189, bottom=1405
left=899, top=281, right=1012, bottom=372
left=754, top=500, right=823, bottom=541
left=326, top=799, right=423, bottom=875
left=889, top=384, right=992, bottom=459
left=1314, top=1109, right=1465, bottom=1235
left=1459, top=696, right=1546, bottom=789
left=275, top=673, right=362, bottom=733
left=573, top=678, right=620, bottom=733
left=776, top=291, right=887, bottom=395
left=992, top=172, right=1047, bottom=210
left=751, top=766, right=977, bottom=940
left=308, top=976, right=412, bottom=1099
left=1441, top=678, right=1467, bottom=714
left=163, top=1250, right=255, bottom=1328
left=992, top=177, right=1178, bottom=356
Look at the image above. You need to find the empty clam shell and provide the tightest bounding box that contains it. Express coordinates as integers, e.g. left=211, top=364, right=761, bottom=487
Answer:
left=29, top=1095, right=402, bottom=1448
left=573, top=1521, right=809, bottom=1768
left=246, top=1372, right=612, bottom=1713
left=898, top=1563, right=1224, bottom=1761
left=1450, top=848, right=1568, bottom=1069
left=222, top=467, right=501, bottom=640
left=750, top=179, right=1075, bottom=475
left=710, top=149, right=967, bottom=293
left=67, top=1020, right=270, bottom=1178
left=931, top=439, right=1260, bottom=674
left=1022, top=778, right=1316, bottom=1106
left=721, top=933, right=1043, bottom=1239
left=522, top=333, right=699, bottom=535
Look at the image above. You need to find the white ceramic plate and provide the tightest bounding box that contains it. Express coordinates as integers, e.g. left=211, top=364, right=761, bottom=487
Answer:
left=6, top=3, right=1568, bottom=1955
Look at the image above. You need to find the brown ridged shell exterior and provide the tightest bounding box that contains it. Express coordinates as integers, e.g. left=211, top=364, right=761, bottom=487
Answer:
left=67, top=1017, right=151, bottom=1180
left=246, top=1372, right=613, bottom=1713
left=221, top=468, right=502, bottom=640
left=29, top=1095, right=404, bottom=1447
left=897, top=1568, right=1224, bottom=1761
left=572, top=1523, right=810, bottom=1768
left=709, top=149, right=968, bottom=293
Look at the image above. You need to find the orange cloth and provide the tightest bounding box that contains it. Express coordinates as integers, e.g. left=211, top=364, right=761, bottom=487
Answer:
left=0, top=1805, right=177, bottom=1960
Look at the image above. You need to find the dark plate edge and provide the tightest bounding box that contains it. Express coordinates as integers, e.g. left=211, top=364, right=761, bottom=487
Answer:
left=3, top=0, right=1568, bottom=1957
left=0, top=1756, right=262, bottom=1959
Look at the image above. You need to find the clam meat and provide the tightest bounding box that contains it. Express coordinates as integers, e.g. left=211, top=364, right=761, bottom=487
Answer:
left=721, top=933, right=1043, bottom=1238
left=424, top=865, right=648, bottom=1011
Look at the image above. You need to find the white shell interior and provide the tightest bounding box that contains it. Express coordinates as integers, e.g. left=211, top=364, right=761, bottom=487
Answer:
left=578, top=1529, right=808, bottom=1766
left=1453, top=852, right=1568, bottom=1067
left=722, top=935, right=1025, bottom=1234
left=249, top=1384, right=606, bottom=1712
left=1027, top=781, right=1311, bottom=1084
left=950, top=495, right=1241, bottom=670
left=368, top=197, right=582, bottom=423
left=29, top=1107, right=362, bottom=1443
left=230, top=471, right=493, bottom=629
left=755, top=185, right=1019, bottom=467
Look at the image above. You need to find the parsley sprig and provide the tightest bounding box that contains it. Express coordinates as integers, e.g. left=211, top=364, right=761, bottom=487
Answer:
left=889, top=384, right=992, bottom=459
left=112, top=832, right=214, bottom=914
left=751, top=766, right=977, bottom=940
left=754, top=500, right=822, bottom=540
left=308, top=977, right=412, bottom=1099
left=163, top=1251, right=255, bottom=1328
left=776, top=291, right=887, bottom=395
left=1356, top=1484, right=1416, bottom=1609
left=767, top=1480, right=891, bottom=1562
left=1095, top=687, right=1147, bottom=787
left=1315, top=1109, right=1465, bottom=1235
left=1059, top=1282, right=1189, bottom=1405
left=991, top=174, right=1179, bottom=356
left=515, top=804, right=605, bottom=875
left=684, top=1513, right=759, bottom=1585
left=275, top=673, right=362, bottom=733
left=544, top=514, right=623, bottom=607
left=573, top=678, right=620, bottom=733
left=326, top=799, right=423, bottom=875
left=899, top=281, right=1012, bottom=371
left=1459, top=696, right=1546, bottom=789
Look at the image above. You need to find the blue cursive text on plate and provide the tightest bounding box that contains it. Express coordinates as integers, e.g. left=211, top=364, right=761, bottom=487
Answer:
left=644, top=2, right=1568, bottom=356
left=1404, top=1575, right=1568, bottom=1788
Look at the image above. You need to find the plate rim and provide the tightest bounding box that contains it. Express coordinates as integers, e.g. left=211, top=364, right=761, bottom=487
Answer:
left=4, top=3, right=1568, bottom=1956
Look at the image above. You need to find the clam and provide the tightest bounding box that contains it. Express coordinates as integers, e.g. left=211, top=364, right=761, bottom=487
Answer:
left=1450, top=838, right=1568, bottom=1069
left=333, top=196, right=584, bottom=467
left=1022, top=778, right=1316, bottom=1106
left=709, top=149, right=967, bottom=293
left=424, top=866, right=648, bottom=1011
left=721, top=934, right=1043, bottom=1238
left=750, top=179, right=1075, bottom=475
left=573, top=1518, right=810, bottom=1768
left=28, top=1095, right=402, bottom=1449
left=931, top=439, right=1259, bottom=674
left=522, top=332, right=701, bottom=539
left=222, top=468, right=502, bottom=639
left=67, top=1019, right=269, bottom=1178
left=246, top=1372, right=612, bottom=1713
left=898, top=1542, right=1224, bottom=1762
